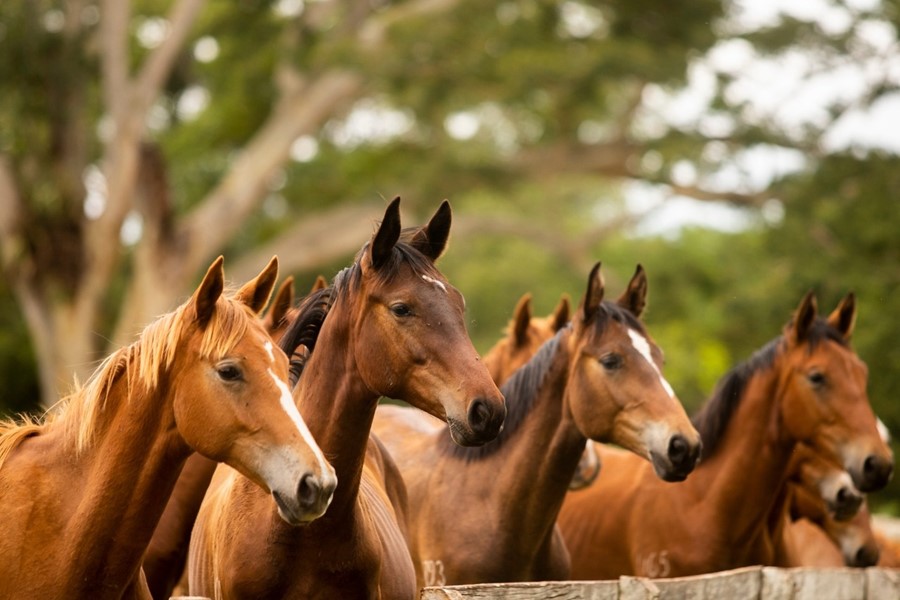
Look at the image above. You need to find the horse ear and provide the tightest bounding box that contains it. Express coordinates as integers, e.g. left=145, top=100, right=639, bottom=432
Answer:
left=409, top=200, right=452, bottom=261
left=790, top=290, right=818, bottom=343
left=580, top=262, right=605, bottom=322
left=310, top=275, right=328, bottom=293
left=512, top=293, right=532, bottom=347
left=235, top=255, right=279, bottom=315
left=827, top=292, right=856, bottom=341
left=194, top=256, right=226, bottom=325
left=552, top=294, right=571, bottom=332
left=370, top=197, right=402, bottom=269
left=617, top=264, right=648, bottom=318
left=268, top=275, right=295, bottom=325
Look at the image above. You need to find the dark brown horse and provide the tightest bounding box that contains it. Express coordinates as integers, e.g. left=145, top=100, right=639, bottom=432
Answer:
left=187, top=198, right=506, bottom=599
left=0, top=257, right=334, bottom=599
left=372, top=263, right=701, bottom=586
left=559, top=291, right=893, bottom=578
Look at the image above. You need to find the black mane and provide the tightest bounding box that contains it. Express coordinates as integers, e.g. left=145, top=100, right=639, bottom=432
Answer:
left=690, top=318, right=849, bottom=458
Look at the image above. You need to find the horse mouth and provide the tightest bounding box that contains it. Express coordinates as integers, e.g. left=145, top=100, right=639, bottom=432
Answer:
left=272, top=491, right=316, bottom=527
left=649, top=451, right=691, bottom=483
left=447, top=417, right=499, bottom=447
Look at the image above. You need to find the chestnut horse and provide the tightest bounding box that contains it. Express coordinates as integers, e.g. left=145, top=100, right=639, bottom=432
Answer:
left=187, top=198, right=506, bottom=599
left=559, top=291, right=893, bottom=578
left=779, top=480, right=879, bottom=567
left=142, top=274, right=330, bottom=599
left=371, top=263, right=701, bottom=586
left=0, top=256, right=334, bottom=599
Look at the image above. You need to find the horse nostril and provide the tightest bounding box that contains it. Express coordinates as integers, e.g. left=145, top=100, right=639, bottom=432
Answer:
left=297, top=474, right=322, bottom=511
left=860, top=455, right=894, bottom=492
left=668, top=435, right=688, bottom=465
left=855, top=545, right=879, bottom=568
left=467, top=397, right=505, bottom=439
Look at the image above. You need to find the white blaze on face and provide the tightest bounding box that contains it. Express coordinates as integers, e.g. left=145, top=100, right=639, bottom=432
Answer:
left=877, top=417, right=891, bottom=444
left=422, top=274, right=447, bottom=293
left=264, top=340, right=276, bottom=363
left=627, top=329, right=676, bottom=398
left=267, top=368, right=330, bottom=474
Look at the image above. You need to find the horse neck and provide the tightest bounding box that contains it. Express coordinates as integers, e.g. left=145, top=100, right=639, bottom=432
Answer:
left=692, top=364, right=798, bottom=548
left=59, top=365, right=189, bottom=587
left=294, top=302, right=378, bottom=519
left=476, top=330, right=587, bottom=550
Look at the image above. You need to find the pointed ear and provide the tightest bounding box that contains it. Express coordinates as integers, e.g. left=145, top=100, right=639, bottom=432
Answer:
left=310, top=275, right=328, bottom=293
left=827, top=292, right=856, bottom=341
left=552, top=294, right=571, bottom=332
left=371, top=197, right=402, bottom=270
left=409, top=200, right=452, bottom=261
left=789, top=290, right=818, bottom=344
left=194, top=256, right=226, bottom=326
left=512, top=294, right=532, bottom=347
left=268, top=275, right=295, bottom=325
left=580, top=262, right=605, bottom=322
left=617, top=264, right=648, bottom=318
left=235, top=256, right=279, bottom=315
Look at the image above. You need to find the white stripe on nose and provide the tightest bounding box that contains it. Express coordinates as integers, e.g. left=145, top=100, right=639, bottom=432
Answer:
left=627, top=329, right=676, bottom=398
left=264, top=340, right=276, bottom=363
left=267, top=368, right=330, bottom=475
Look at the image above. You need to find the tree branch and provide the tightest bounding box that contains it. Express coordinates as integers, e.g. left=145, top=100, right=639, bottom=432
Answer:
left=100, top=0, right=130, bottom=118
left=228, top=200, right=385, bottom=284
left=178, top=70, right=364, bottom=272
left=133, top=0, right=207, bottom=114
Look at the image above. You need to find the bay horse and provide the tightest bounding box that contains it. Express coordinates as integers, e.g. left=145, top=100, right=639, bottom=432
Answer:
left=558, top=291, right=893, bottom=578
left=371, top=263, right=702, bottom=586
left=481, top=291, right=599, bottom=490
left=187, top=198, right=507, bottom=599
left=142, top=273, right=329, bottom=599
left=0, top=256, right=335, bottom=599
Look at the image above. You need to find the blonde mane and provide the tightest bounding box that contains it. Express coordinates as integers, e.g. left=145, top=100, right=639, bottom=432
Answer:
left=0, top=292, right=256, bottom=468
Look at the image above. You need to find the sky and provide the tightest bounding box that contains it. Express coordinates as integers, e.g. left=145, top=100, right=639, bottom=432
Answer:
left=629, top=0, right=900, bottom=237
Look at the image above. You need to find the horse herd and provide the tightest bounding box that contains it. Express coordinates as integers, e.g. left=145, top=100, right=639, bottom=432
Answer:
left=0, top=198, right=895, bottom=599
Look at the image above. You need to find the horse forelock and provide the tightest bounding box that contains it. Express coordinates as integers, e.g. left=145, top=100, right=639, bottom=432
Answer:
left=357, top=238, right=443, bottom=286
left=439, top=330, right=565, bottom=461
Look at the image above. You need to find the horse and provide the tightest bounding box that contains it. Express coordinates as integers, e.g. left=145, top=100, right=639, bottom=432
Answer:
left=482, top=292, right=570, bottom=385
left=778, top=479, right=879, bottom=567
left=187, top=198, right=507, bottom=599
left=142, top=273, right=331, bottom=599
left=371, top=262, right=702, bottom=586
left=558, top=291, right=894, bottom=579
left=481, top=291, right=599, bottom=490
left=0, top=256, right=335, bottom=599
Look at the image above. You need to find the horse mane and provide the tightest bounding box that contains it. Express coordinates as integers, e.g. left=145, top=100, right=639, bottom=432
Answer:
left=439, top=331, right=565, bottom=461
left=0, top=414, right=43, bottom=471
left=691, top=317, right=850, bottom=458
left=279, top=286, right=335, bottom=387
left=436, top=299, right=649, bottom=461
left=0, top=292, right=259, bottom=466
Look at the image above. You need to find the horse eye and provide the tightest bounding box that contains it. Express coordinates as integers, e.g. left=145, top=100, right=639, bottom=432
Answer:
left=599, top=353, right=623, bottom=370
left=391, top=303, right=412, bottom=317
left=807, top=370, right=826, bottom=387
left=217, top=364, right=243, bottom=382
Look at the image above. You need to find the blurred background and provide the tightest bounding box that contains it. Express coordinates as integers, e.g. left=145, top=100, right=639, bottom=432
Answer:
left=1, top=0, right=898, bottom=505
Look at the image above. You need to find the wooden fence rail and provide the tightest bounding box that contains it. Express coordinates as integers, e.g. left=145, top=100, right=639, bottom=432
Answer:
left=418, top=566, right=900, bottom=600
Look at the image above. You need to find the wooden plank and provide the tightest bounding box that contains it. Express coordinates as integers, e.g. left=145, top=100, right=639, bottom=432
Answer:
left=762, top=567, right=865, bottom=600
left=420, top=580, right=617, bottom=599
left=653, top=565, right=762, bottom=599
